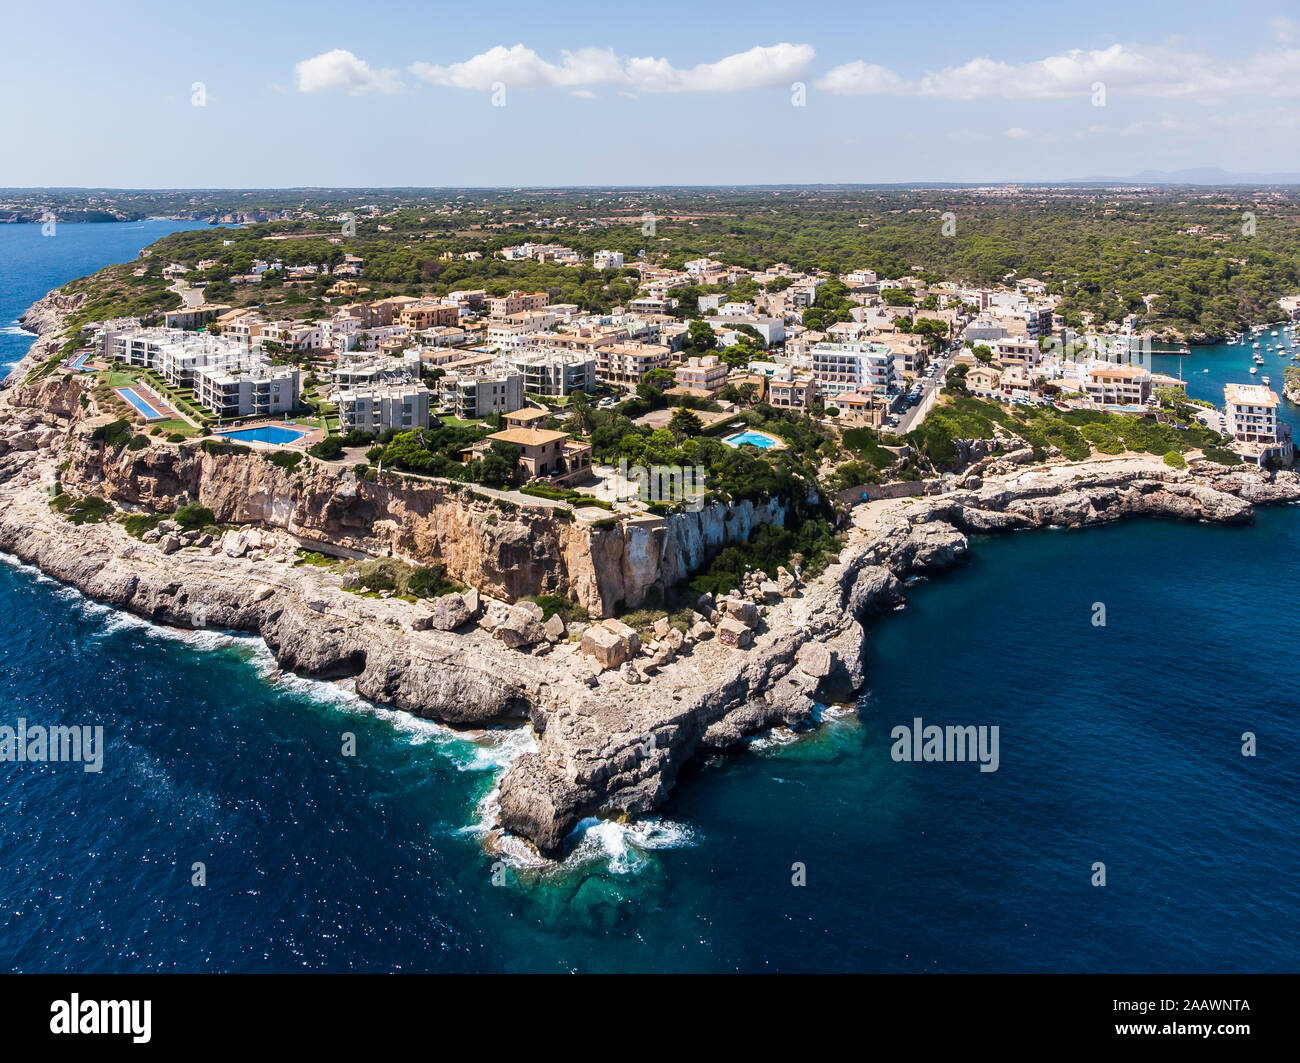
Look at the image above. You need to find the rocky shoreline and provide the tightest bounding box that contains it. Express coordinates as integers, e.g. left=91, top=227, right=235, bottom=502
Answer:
left=4, top=291, right=1299, bottom=856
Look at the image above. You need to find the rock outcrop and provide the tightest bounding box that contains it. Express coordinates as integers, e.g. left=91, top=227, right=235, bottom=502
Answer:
left=4, top=290, right=1300, bottom=858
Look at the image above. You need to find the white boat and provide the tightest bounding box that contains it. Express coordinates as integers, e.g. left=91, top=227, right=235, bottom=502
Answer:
left=1250, top=366, right=1259, bottom=374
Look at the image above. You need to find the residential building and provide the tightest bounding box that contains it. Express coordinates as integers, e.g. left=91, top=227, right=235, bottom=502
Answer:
left=441, top=367, right=525, bottom=420
left=966, top=364, right=1002, bottom=399
left=488, top=290, right=549, bottom=317
left=673, top=355, right=728, bottom=396
left=836, top=387, right=887, bottom=427
left=509, top=349, right=596, bottom=397
left=811, top=341, right=896, bottom=398
left=768, top=368, right=816, bottom=411
left=1224, top=383, right=1282, bottom=443
left=481, top=427, right=593, bottom=485
left=1082, top=362, right=1151, bottom=406
left=336, top=385, right=431, bottom=434
left=595, top=342, right=671, bottom=386
left=331, top=353, right=422, bottom=388
left=193, top=363, right=301, bottom=419
left=399, top=301, right=460, bottom=331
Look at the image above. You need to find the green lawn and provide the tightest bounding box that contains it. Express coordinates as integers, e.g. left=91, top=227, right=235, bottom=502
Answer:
left=438, top=413, right=480, bottom=429
left=152, top=418, right=200, bottom=437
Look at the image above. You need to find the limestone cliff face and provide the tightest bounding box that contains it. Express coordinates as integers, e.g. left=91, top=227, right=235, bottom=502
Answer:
left=585, top=497, right=787, bottom=610
left=59, top=432, right=787, bottom=617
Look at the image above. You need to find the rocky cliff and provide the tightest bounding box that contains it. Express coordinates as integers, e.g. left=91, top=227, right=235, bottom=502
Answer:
left=59, top=432, right=787, bottom=618
left=5, top=290, right=1300, bottom=858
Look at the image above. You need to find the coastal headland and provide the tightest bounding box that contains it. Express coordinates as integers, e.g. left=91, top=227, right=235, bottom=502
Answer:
left=3, top=292, right=1298, bottom=856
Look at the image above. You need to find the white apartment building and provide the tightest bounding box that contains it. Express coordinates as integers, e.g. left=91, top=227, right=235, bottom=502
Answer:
left=441, top=368, right=525, bottom=420
left=593, top=250, right=624, bottom=270
left=811, top=341, right=896, bottom=397
left=705, top=314, right=785, bottom=346
left=992, top=336, right=1042, bottom=372
left=331, top=352, right=422, bottom=389
left=964, top=317, right=1009, bottom=343
left=1225, top=383, right=1281, bottom=443
left=337, top=385, right=431, bottom=434
left=194, top=363, right=301, bottom=419
left=101, top=327, right=272, bottom=388
left=509, top=349, right=596, bottom=397
left=485, top=321, right=536, bottom=350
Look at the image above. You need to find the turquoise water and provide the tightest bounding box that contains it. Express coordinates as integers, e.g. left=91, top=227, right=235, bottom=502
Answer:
left=1149, top=326, right=1297, bottom=429
left=1, top=222, right=1298, bottom=972
left=725, top=429, right=779, bottom=449
left=219, top=425, right=309, bottom=445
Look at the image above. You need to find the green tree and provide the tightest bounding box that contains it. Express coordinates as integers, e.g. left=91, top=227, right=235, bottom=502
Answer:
left=668, top=407, right=703, bottom=437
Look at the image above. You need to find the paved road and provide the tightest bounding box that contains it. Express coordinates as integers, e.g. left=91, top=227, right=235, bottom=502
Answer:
left=894, top=343, right=962, bottom=434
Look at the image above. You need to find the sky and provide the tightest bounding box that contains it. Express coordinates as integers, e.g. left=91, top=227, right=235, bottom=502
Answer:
left=4, top=0, right=1300, bottom=187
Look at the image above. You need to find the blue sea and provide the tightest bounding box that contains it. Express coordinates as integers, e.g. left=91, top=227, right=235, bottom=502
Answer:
left=1, top=223, right=1298, bottom=973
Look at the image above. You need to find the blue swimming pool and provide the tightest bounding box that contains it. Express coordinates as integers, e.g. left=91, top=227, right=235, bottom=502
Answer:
left=218, top=425, right=309, bottom=445
left=724, top=429, right=780, bottom=449
left=116, top=387, right=166, bottom=420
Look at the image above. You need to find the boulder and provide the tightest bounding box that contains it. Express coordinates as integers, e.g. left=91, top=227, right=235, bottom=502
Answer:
left=461, top=587, right=480, bottom=618
left=723, top=599, right=759, bottom=629
left=759, top=580, right=783, bottom=604
left=689, top=620, right=713, bottom=641
left=795, top=642, right=834, bottom=678
left=158, top=534, right=181, bottom=555
left=516, top=599, right=545, bottom=622
left=717, top=617, right=754, bottom=648
left=600, top=618, right=642, bottom=657
left=493, top=605, right=546, bottom=649
left=478, top=600, right=512, bottom=632
left=221, top=529, right=249, bottom=558
left=776, top=566, right=799, bottom=596
left=543, top=613, right=566, bottom=643
left=620, top=660, right=643, bottom=685
left=416, top=592, right=473, bottom=632
left=652, top=617, right=671, bottom=639
left=580, top=624, right=634, bottom=670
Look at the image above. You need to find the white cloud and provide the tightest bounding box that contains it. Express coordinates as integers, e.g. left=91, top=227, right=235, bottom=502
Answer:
left=624, top=43, right=814, bottom=92
left=295, top=49, right=403, bottom=95
left=817, top=41, right=1300, bottom=101
left=1003, top=127, right=1031, bottom=139
left=816, top=60, right=909, bottom=96
left=409, top=42, right=813, bottom=93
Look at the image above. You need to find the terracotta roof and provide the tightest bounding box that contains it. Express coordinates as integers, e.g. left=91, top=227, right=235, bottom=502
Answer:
left=487, top=428, right=569, bottom=446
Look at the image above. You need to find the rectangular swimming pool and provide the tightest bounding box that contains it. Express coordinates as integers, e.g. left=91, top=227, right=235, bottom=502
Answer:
left=218, top=425, right=310, bottom=445
left=116, top=387, right=167, bottom=420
